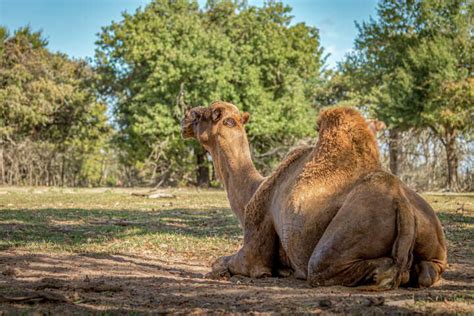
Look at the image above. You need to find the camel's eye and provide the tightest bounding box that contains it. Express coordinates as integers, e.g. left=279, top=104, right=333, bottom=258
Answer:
left=223, top=117, right=236, bottom=127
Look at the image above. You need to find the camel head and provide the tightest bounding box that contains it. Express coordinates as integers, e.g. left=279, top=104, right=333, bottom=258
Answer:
left=181, top=101, right=250, bottom=151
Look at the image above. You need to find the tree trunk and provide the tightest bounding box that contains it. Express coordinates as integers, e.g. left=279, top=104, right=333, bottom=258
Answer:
left=0, top=147, right=4, bottom=185
left=444, top=130, right=459, bottom=192
left=388, top=129, right=400, bottom=175
left=61, top=155, right=66, bottom=187
left=196, top=151, right=210, bottom=187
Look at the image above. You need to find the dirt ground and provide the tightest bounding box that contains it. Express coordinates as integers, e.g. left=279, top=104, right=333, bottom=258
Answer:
left=0, top=188, right=472, bottom=314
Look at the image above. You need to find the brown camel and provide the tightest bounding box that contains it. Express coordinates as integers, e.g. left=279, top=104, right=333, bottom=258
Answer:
left=181, top=101, right=447, bottom=289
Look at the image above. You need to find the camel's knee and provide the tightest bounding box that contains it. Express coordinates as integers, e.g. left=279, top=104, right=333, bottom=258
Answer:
left=371, top=258, right=400, bottom=289
left=307, top=254, right=334, bottom=286
left=415, top=260, right=443, bottom=288
left=307, top=257, right=357, bottom=287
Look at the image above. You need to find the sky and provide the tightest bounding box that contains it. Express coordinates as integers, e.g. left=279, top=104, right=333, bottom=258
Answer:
left=0, top=0, right=378, bottom=68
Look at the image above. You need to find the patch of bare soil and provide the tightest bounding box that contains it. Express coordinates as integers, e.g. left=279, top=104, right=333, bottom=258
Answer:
left=0, top=251, right=472, bottom=314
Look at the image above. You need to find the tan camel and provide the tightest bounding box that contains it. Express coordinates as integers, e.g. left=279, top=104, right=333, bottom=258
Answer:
left=181, top=101, right=447, bottom=289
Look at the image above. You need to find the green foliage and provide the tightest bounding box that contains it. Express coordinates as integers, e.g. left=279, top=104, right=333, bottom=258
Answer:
left=95, top=0, right=324, bottom=184
left=0, top=26, right=111, bottom=186
left=340, top=0, right=422, bottom=127
left=340, top=0, right=473, bottom=190
left=400, top=36, right=473, bottom=135
left=343, top=0, right=472, bottom=131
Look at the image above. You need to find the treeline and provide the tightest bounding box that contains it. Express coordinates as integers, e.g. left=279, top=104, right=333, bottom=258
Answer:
left=334, top=0, right=473, bottom=191
left=0, top=27, right=114, bottom=186
left=0, top=0, right=472, bottom=191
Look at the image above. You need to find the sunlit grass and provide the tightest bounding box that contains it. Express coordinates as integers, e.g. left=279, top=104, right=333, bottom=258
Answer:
left=0, top=188, right=472, bottom=263
left=0, top=188, right=241, bottom=262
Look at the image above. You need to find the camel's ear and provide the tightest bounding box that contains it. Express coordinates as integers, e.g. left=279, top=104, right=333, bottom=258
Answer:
left=211, top=108, right=222, bottom=122
left=367, top=119, right=386, bottom=135
left=241, top=112, right=250, bottom=125
left=190, top=109, right=201, bottom=121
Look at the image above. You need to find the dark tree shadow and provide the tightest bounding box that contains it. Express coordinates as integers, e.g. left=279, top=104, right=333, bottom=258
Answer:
left=0, top=252, right=460, bottom=315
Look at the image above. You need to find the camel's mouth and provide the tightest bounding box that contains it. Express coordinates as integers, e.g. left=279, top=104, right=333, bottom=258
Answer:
left=181, top=106, right=208, bottom=139
left=180, top=120, right=195, bottom=139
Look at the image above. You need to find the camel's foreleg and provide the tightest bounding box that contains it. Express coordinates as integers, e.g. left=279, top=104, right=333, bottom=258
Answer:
left=210, top=204, right=278, bottom=278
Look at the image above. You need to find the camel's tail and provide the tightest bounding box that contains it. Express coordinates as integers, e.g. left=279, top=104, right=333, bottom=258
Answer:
left=391, top=189, right=417, bottom=287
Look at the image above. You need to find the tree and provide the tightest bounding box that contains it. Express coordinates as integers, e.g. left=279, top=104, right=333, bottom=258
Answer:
left=397, top=36, right=473, bottom=191
left=341, top=0, right=423, bottom=175
left=0, top=26, right=111, bottom=186
left=342, top=0, right=472, bottom=190
left=383, top=0, right=473, bottom=191
left=95, top=0, right=324, bottom=186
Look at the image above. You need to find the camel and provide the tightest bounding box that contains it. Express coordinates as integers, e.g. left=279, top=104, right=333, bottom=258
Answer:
left=181, top=101, right=447, bottom=289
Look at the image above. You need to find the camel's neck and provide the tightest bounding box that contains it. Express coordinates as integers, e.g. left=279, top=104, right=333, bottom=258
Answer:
left=209, top=136, right=264, bottom=225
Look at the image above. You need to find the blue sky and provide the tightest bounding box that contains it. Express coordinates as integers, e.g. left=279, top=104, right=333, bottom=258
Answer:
left=0, top=0, right=378, bottom=67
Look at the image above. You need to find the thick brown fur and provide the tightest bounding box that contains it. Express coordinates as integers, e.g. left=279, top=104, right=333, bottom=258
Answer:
left=182, top=102, right=447, bottom=289
left=295, top=107, right=381, bottom=189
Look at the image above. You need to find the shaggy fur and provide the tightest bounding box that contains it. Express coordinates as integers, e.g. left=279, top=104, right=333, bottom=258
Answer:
left=181, top=102, right=447, bottom=289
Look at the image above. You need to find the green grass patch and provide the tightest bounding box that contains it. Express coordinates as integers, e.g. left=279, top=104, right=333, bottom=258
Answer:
left=0, top=188, right=241, bottom=261
left=0, top=189, right=472, bottom=262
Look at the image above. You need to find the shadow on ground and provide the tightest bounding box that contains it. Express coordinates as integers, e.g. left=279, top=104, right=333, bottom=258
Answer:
left=0, top=207, right=241, bottom=252
left=2, top=251, right=472, bottom=314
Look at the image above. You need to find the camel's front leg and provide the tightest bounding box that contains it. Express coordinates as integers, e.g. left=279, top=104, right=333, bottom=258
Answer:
left=210, top=211, right=277, bottom=278
left=210, top=255, right=233, bottom=278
